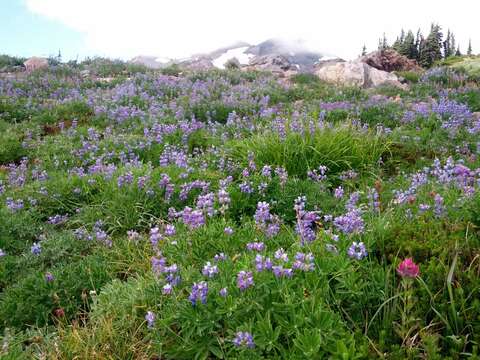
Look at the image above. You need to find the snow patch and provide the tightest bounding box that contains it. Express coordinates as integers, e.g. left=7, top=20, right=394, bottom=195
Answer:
left=318, top=56, right=339, bottom=62
left=155, top=57, right=171, bottom=64
left=212, top=47, right=254, bottom=69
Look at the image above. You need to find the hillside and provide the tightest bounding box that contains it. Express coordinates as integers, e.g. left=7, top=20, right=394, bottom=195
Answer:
left=1, top=60, right=480, bottom=359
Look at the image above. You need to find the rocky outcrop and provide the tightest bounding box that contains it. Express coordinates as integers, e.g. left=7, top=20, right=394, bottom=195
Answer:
left=243, top=55, right=297, bottom=77
left=315, top=61, right=407, bottom=89
left=359, top=49, right=422, bottom=72
left=23, top=57, right=48, bottom=72
left=130, top=56, right=171, bottom=69
left=176, top=57, right=214, bottom=71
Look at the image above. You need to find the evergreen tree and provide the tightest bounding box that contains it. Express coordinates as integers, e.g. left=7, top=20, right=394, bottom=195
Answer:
left=455, top=46, right=462, bottom=56
left=378, top=33, right=389, bottom=51
left=393, top=29, right=405, bottom=53
left=361, top=45, right=367, bottom=56
left=467, top=39, right=473, bottom=55
left=443, top=30, right=452, bottom=58
left=450, top=33, right=456, bottom=57
left=420, top=24, right=443, bottom=67
left=403, top=30, right=417, bottom=59
left=415, top=29, right=423, bottom=61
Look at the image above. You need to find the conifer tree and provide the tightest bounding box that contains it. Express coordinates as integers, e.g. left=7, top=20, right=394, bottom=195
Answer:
left=361, top=45, right=367, bottom=56
left=467, top=39, right=473, bottom=55
left=415, top=29, right=423, bottom=61
left=450, top=33, right=456, bottom=57
left=420, top=24, right=443, bottom=67
left=455, top=46, right=462, bottom=56
left=403, top=30, right=416, bottom=59
left=443, top=30, right=452, bottom=58
left=378, top=33, right=389, bottom=51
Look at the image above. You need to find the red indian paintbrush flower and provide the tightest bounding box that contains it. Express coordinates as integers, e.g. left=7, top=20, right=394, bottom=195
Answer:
left=397, top=258, right=420, bottom=278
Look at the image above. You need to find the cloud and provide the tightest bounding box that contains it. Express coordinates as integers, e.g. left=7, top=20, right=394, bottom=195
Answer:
left=25, top=0, right=479, bottom=60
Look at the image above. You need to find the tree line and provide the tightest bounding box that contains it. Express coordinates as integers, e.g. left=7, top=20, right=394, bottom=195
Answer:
left=368, top=24, right=474, bottom=68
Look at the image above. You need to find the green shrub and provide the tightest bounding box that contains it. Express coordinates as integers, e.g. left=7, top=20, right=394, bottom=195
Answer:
left=0, top=129, right=27, bottom=164
left=0, top=254, right=112, bottom=329
left=230, top=127, right=391, bottom=178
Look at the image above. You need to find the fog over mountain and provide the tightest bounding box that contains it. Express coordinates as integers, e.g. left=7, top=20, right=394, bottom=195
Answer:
left=130, top=38, right=341, bottom=72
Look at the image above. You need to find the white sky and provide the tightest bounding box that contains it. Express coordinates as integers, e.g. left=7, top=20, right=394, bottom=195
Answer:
left=25, top=0, right=479, bottom=60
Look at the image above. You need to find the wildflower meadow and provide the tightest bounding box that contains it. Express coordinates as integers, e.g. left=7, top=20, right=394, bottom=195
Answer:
left=1, top=62, right=480, bottom=359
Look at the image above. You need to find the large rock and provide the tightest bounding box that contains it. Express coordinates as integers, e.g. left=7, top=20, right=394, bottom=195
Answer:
left=130, top=55, right=171, bottom=69
left=360, top=49, right=422, bottom=72
left=23, top=57, right=49, bottom=72
left=244, top=55, right=297, bottom=77
left=315, top=61, right=406, bottom=89
left=176, top=57, right=214, bottom=71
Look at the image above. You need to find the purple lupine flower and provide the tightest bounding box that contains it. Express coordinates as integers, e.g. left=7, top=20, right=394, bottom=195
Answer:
left=218, top=188, right=231, bottom=207
left=165, top=224, right=176, bottom=236
left=224, top=226, right=234, bottom=235
left=292, top=252, right=315, bottom=271
left=233, top=331, right=255, bottom=348
left=434, top=194, right=445, bottom=217
left=294, top=197, right=319, bottom=244
left=254, top=254, right=272, bottom=272
left=261, top=165, right=272, bottom=178
left=254, top=202, right=281, bottom=237
left=254, top=202, right=271, bottom=224
left=219, top=287, right=228, bottom=297
left=333, top=209, right=364, bottom=235
left=214, top=253, right=227, bottom=262
left=151, top=255, right=167, bottom=275
left=346, top=192, right=360, bottom=211
left=196, top=192, right=215, bottom=217
left=181, top=207, right=205, bottom=230
left=47, top=214, right=69, bottom=225
left=237, top=271, right=254, bottom=291
left=31, top=242, right=42, bottom=255
left=334, top=186, right=344, bottom=199
left=418, top=204, right=430, bottom=214
left=272, top=266, right=294, bottom=278
left=307, top=165, right=328, bottom=182
left=265, top=221, right=280, bottom=237
left=274, top=167, right=288, bottom=187
left=189, top=281, right=209, bottom=306
left=127, top=230, right=140, bottom=241
left=45, top=272, right=55, bottom=282
left=239, top=181, right=254, bottom=194
left=368, top=189, right=380, bottom=212
left=145, top=311, right=156, bottom=329
left=162, top=283, right=173, bottom=295
left=347, top=242, right=368, bottom=260
left=246, top=242, right=265, bottom=252
left=202, top=262, right=219, bottom=278
left=0, top=249, right=5, bottom=257
left=274, top=248, right=288, bottom=262
left=6, top=198, right=24, bottom=212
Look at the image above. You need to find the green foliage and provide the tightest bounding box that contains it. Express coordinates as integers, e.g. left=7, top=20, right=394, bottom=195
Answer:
left=0, top=254, right=112, bottom=329
left=0, top=127, right=27, bottom=164
left=230, top=127, right=390, bottom=178
left=395, top=71, right=421, bottom=83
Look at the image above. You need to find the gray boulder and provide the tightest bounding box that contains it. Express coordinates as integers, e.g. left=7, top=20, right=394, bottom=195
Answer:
left=24, top=57, right=49, bottom=72
left=244, top=55, right=297, bottom=76
left=315, top=61, right=406, bottom=89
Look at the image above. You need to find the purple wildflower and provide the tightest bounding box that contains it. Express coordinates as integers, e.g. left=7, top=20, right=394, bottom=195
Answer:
left=237, top=271, right=254, bottom=291
left=145, top=311, right=155, bottom=329
left=347, top=242, right=368, bottom=260
left=202, top=261, right=219, bottom=278
left=31, top=242, right=42, bottom=255
left=233, top=332, right=255, bottom=348
left=189, top=281, right=209, bottom=306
